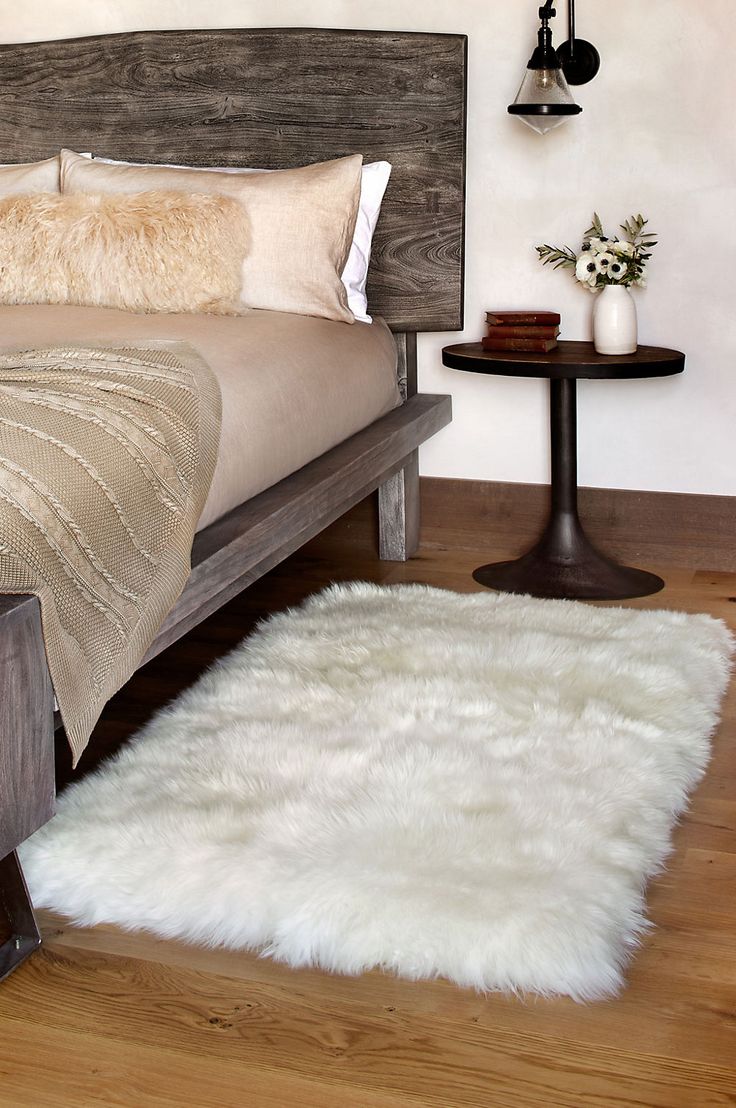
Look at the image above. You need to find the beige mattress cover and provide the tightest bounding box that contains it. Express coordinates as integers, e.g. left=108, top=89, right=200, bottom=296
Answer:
left=0, top=305, right=400, bottom=530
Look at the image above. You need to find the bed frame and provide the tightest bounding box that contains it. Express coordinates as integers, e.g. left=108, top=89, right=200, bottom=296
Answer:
left=0, top=27, right=467, bottom=979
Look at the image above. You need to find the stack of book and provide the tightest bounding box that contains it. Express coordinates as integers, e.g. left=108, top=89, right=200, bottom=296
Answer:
left=482, top=311, right=561, bottom=353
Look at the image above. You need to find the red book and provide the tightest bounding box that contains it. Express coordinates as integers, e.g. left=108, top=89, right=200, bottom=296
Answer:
left=485, top=324, right=559, bottom=339
left=482, top=335, right=558, bottom=353
left=486, top=310, right=561, bottom=327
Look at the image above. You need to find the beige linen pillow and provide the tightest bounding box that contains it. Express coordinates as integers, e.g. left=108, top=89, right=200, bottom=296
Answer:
left=0, top=190, right=249, bottom=314
left=79, top=152, right=392, bottom=322
left=0, top=156, right=60, bottom=195
left=60, top=148, right=362, bottom=323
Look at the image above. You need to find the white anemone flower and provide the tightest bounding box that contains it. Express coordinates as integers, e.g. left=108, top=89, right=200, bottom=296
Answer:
left=594, top=251, right=615, bottom=275
left=613, top=239, right=635, bottom=257
left=587, top=236, right=607, bottom=254
left=575, top=254, right=598, bottom=285
left=608, top=259, right=628, bottom=281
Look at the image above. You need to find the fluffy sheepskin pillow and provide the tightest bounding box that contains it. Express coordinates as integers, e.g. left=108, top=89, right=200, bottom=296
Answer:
left=0, top=190, right=249, bottom=314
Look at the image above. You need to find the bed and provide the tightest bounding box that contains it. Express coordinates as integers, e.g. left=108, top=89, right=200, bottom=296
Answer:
left=0, top=26, right=467, bottom=979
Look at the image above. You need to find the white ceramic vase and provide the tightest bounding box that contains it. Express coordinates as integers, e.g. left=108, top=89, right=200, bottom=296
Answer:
left=592, top=285, right=638, bottom=355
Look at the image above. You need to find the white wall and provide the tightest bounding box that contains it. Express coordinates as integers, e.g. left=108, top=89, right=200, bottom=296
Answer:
left=2, top=1, right=734, bottom=495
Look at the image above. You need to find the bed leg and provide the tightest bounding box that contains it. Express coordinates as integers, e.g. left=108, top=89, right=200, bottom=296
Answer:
left=0, top=851, right=42, bottom=981
left=378, top=450, right=420, bottom=561
left=0, top=594, right=55, bottom=980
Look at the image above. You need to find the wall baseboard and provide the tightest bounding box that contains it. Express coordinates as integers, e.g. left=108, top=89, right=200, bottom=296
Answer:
left=419, top=478, right=736, bottom=572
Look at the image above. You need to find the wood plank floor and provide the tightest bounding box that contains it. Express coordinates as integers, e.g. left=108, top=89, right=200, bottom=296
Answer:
left=1, top=492, right=735, bottom=1108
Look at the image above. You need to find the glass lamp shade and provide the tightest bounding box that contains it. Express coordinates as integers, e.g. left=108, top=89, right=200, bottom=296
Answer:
left=508, top=65, right=582, bottom=135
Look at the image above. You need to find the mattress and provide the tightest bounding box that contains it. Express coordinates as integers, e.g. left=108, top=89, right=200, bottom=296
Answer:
left=0, top=304, right=401, bottom=530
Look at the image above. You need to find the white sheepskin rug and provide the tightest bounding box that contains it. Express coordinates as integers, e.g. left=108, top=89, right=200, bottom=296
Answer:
left=21, top=583, right=734, bottom=1000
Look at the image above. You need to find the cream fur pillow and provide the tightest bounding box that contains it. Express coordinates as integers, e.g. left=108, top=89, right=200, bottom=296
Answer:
left=0, top=190, right=249, bottom=314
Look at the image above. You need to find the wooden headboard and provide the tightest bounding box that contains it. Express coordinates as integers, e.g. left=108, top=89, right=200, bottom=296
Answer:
left=0, top=27, right=467, bottom=333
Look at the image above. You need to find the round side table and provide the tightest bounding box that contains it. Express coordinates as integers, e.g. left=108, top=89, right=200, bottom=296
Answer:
left=441, top=340, right=685, bottom=601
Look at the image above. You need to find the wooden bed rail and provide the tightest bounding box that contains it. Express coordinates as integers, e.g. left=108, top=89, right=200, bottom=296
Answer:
left=0, top=595, right=54, bottom=979
left=144, top=392, right=449, bottom=664
left=0, top=595, right=55, bottom=862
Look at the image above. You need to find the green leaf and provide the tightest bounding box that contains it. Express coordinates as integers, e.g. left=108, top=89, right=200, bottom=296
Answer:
left=584, top=212, right=604, bottom=239
left=535, top=241, right=577, bottom=272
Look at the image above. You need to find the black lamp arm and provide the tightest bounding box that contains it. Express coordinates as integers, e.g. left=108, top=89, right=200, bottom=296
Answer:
left=556, top=0, right=601, bottom=85
left=568, top=0, right=577, bottom=56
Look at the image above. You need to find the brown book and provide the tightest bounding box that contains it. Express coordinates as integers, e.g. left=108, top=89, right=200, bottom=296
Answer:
left=486, top=310, right=561, bottom=327
left=482, top=335, right=558, bottom=353
left=485, top=324, right=560, bottom=339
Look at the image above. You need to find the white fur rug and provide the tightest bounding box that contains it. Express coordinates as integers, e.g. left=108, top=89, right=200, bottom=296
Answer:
left=21, top=583, right=733, bottom=1000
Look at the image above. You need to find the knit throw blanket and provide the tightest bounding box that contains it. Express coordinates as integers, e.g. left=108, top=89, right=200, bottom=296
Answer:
left=0, top=342, right=221, bottom=763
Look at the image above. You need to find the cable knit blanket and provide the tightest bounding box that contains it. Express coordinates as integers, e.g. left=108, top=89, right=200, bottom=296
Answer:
left=0, top=342, right=221, bottom=763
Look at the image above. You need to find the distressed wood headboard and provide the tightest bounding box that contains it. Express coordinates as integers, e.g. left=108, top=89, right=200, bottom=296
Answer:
left=0, top=27, right=467, bottom=333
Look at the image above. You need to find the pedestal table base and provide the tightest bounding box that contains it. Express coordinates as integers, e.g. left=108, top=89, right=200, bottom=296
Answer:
left=473, top=518, right=664, bottom=600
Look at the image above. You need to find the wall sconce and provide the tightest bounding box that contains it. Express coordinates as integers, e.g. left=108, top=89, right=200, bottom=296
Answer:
left=508, top=0, right=600, bottom=135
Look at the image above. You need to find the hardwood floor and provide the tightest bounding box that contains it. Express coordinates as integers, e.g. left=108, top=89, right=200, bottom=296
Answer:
left=2, top=490, right=735, bottom=1108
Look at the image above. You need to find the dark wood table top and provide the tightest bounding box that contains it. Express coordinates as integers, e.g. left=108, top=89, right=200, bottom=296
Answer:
left=442, top=341, right=685, bottom=380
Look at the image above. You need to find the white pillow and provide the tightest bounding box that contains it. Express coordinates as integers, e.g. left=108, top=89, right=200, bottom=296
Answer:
left=0, top=156, right=60, bottom=195
left=347, top=161, right=392, bottom=324
left=81, top=154, right=392, bottom=323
